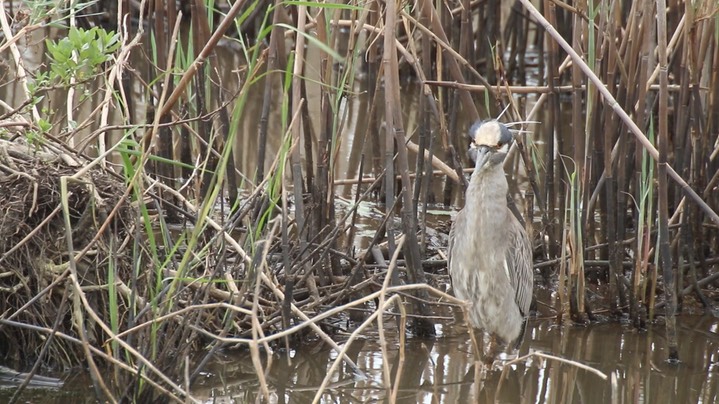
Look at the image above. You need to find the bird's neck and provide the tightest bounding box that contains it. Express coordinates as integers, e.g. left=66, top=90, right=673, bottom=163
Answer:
left=467, top=167, right=508, bottom=207
left=464, top=167, right=510, bottom=241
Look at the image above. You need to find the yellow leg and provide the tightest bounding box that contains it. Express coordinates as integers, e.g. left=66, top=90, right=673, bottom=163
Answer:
left=484, top=334, right=499, bottom=366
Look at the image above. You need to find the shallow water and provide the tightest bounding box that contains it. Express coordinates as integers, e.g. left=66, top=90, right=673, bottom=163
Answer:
left=185, top=315, right=719, bottom=404
left=6, top=314, right=718, bottom=403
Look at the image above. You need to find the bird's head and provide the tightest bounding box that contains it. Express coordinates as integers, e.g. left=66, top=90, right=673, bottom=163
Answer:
left=467, top=120, right=513, bottom=170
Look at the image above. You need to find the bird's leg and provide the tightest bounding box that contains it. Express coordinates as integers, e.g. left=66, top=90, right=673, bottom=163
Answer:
left=484, top=334, right=500, bottom=366
left=512, top=318, right=528, bottom=353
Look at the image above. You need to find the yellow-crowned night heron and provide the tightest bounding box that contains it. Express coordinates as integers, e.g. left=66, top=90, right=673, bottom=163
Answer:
left=448, top=120, right=533, bottom=346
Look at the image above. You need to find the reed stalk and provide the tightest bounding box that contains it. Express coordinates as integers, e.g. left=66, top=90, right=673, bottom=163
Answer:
left=383, top=0, right=434, bottom=337
left=655, top=0, right=679, bottom=362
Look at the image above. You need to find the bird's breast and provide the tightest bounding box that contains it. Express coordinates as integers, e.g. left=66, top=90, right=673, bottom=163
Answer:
left=459, top=173, right=511, bottom=270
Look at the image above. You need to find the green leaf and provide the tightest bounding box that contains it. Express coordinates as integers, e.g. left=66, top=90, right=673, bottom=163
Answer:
left=276, top=23, right=345, bottom=62
left=37, top=118, right=52, bottom=132
left=282, top=1, right=365, bottom=11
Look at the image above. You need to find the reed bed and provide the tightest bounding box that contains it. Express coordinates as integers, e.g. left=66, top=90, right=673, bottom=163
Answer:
left=0, top=0, right=716, bottom=401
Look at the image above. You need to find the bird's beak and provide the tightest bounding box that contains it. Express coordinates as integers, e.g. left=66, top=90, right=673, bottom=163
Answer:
left=469, top=144, right=491, bottom=170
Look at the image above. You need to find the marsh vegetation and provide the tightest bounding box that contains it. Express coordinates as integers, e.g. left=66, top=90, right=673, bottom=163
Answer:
left=0, top=0, right=717, bottom=402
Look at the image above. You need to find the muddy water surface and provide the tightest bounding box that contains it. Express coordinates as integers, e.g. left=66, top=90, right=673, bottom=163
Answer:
left=5, top=314, right=718, bottom=403
left=186, top=315, right=719, bottom=403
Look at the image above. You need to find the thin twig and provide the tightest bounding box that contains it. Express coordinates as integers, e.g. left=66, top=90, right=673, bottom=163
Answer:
left=501, top=349, right=608, bottom=381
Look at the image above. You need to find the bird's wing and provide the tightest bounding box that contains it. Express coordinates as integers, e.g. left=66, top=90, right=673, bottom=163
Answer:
left=447, top=211, right=459, bottom=274
left=447, top=209, right=466, bottom=282
left=506, top=212, right=533, bottom=316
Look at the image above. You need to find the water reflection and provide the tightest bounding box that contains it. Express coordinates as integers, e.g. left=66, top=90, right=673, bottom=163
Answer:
left=191, top=315, right=719, bottom=403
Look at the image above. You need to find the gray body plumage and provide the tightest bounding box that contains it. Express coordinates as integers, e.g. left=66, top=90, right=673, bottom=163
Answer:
left=448, top=120, right=533, bottom=345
